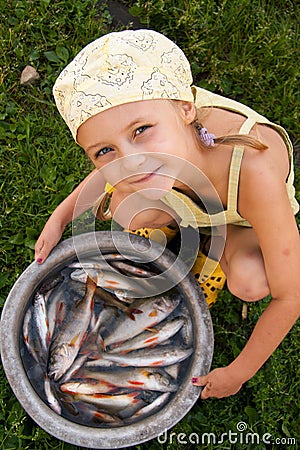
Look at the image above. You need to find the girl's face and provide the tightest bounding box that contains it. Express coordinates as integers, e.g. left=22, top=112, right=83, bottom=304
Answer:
left=77, top=99, right=197, bottom=198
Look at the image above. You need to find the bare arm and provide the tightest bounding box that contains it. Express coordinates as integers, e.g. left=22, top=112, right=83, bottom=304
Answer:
left=195, top=146, right=300, bottom=398
left=35, top=168, right=105, bottom=262
left=229, top=162, right=300, bottom=378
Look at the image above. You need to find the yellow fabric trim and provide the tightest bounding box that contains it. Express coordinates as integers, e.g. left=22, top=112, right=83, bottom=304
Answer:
left=104, top=182, right=115, bottom=194
left=193, top=86, right=299, bottom=216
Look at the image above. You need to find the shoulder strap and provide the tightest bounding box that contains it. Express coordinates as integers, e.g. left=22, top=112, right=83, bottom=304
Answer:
left=227, top=117, right=257, bottom=211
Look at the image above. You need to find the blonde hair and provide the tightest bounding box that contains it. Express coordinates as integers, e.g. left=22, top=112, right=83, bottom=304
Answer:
left=192, top=119, right=268, bottom=151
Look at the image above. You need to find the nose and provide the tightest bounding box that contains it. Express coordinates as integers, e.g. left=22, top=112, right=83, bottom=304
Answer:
left=121, top=153, right=147, bottom=173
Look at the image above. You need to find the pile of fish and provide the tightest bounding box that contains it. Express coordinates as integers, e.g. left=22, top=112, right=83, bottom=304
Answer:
left=22, top=253, right=194, bottom=427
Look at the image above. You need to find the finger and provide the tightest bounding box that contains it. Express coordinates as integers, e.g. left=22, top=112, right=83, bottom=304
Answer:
left=192, top=375, right=208, bottom=386
left=200, top=381, right=213, bottom=400
left=34, top=240, right=50, bottom=264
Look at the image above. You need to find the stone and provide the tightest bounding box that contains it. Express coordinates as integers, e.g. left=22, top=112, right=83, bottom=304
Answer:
left=20, top=65, right=40, bottom=86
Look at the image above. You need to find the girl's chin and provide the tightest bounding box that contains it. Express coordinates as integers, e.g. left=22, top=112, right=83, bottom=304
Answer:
left=135, top=176, right=175, bottom=200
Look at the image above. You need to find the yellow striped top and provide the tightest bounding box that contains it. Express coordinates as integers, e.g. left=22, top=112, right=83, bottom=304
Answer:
left=160, top=86, right=299, bottom=229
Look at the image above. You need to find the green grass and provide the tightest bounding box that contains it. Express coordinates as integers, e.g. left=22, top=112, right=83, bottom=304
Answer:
left=0, top=0, right=299, bottom=449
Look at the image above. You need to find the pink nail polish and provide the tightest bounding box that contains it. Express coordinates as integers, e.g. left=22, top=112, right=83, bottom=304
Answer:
left=37, top=257, right=43, bottom=263
left=192, top=377, right=198, bottom=384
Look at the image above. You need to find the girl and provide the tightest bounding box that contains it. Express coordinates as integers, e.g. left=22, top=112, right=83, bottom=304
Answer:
left=34, top=29, right=300, bottom=399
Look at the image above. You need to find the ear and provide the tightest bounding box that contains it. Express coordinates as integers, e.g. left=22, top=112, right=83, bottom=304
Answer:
left=178, top=101, right=197, bottom=125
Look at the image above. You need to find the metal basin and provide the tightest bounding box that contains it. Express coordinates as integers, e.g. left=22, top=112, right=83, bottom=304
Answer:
left=0, top=231, right=213, bottom=449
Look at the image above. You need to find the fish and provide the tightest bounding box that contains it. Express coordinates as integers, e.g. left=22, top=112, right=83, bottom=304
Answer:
left=32, top=292, right=50, bottom=353
left=95, top=286, right=142, bottom=321
left=180, top=304, right=193, bottom=347
left=78, top=403, right=122, bottom=425
left=110, top=261, right=156, bottom=278
left=107, top=317, right=185, bottom=353
left=44, top=374, right=61, bottom=414
left=70, top=268, right=146, bottom=296
left=72, top=391, right=143, bottom=414
left=84, top=358, right=119, bottom=369
left=48, top=276, right=97, bottom=381
left=125, top=392, right=170, bottom=422
left=104, top=290, right=181, bottom=347
left=60, top=379, right=119, bottom=395
left=39, top=273, right=64, bottom=294
left=60, top=354, right=89, bottom=383
left=23, top=308, right=41, bottom=363
left=46, top=287, right=68, bottom=341
left=101, top=346, right=193, bottom=367
left=62, top=367, right=178, bottom=394
left=68, top=260, right=108, bottom=269
left=164, top=363, right=181, bottom=380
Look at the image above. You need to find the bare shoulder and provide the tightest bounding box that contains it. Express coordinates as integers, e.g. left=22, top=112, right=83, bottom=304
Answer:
left=242, top=123, right=290, bottom=182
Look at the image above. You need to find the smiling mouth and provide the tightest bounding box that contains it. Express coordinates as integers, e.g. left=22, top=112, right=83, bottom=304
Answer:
left=129, top=167, right=162, bottom=184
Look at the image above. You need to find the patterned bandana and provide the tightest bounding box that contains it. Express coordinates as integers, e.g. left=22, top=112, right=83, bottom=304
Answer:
left=53, top=29, right=194, bottom=141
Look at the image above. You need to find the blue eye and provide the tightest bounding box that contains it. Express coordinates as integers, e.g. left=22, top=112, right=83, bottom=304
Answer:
left=135, top=125, right=150, bottom=136
left=95, top=147, right=113, bottom=158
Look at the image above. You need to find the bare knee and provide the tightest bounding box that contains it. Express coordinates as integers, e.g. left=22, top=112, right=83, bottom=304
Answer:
left=226, top=252, right=270, bottom=302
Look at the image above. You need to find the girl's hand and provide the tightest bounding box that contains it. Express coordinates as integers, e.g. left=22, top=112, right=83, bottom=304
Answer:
left=192, top=366, right=244, bottom=399
left=34, top=220, right=65, bottom=264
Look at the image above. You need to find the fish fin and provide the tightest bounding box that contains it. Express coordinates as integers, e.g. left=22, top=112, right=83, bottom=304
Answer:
left=145, top=327, right=158, bottom=334
left=46, top=330, right=52, bottom=347
left=97, top=333, right=106, bottom=352
left=93, top=410, right=122, bottom=423
left=128, top=380, right=144, bottom=387
left=145, top=327, right=157, bottom=332
left=56, top=301, right=66, bottom=325
left=127, top=308, right=143, bottom=321
left=86, top=275, right=98, bottom=294
left=144, top=336, right=158, bottom=344
left=148, top=311, right=158, bottom=317
left=70, top=333, right=81, bottom=347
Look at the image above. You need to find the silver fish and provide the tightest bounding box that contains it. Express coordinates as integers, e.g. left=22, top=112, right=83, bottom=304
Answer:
left=47, top=288, right=67, bottom=342
left=164, top=363, right=181, bottom=380
left=39, top=273, right=64, bottom=294
left=23, top=308, right=40, bottom=363
left=48, top=276, right=97, bottom=381
left=46, top=279, right=85, bottom=340
left=70, top=268, right=146, bottom=295
left=101, top=346, right=193, bottom=367
left=68, top=261, right=108, bottom=272
left=180, top=304, right=193, bottom=347
left=104, top=291, right=181, bottom=347
left=110, top=261, right=156, bottom=278
left=60, top=353, right=89, bottom=383
left=78, top=403, right=122, bottom=425
left=108, top=317, right=185, bottom=353
left=95, top=286, right=142, bottom=321
left=84, top=358, right=118, bottom=369
left=72, top=391, right=143, bottom=414
left=32, top=292, right=50, bottom=353
left=63, top=367, right=178, bottom=393
left=126, top=392, right=170, bottom=422
left=44, top=375, right=61, bottom=414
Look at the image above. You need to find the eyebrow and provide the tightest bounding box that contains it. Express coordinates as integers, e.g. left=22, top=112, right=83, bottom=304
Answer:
left=86, top=116, right=151, bottom=153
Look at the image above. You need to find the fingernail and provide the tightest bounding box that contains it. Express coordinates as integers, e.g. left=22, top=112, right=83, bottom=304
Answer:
left=36, top=257, right=43, bottom=263
left=192, top=377, right=198, bottom=384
